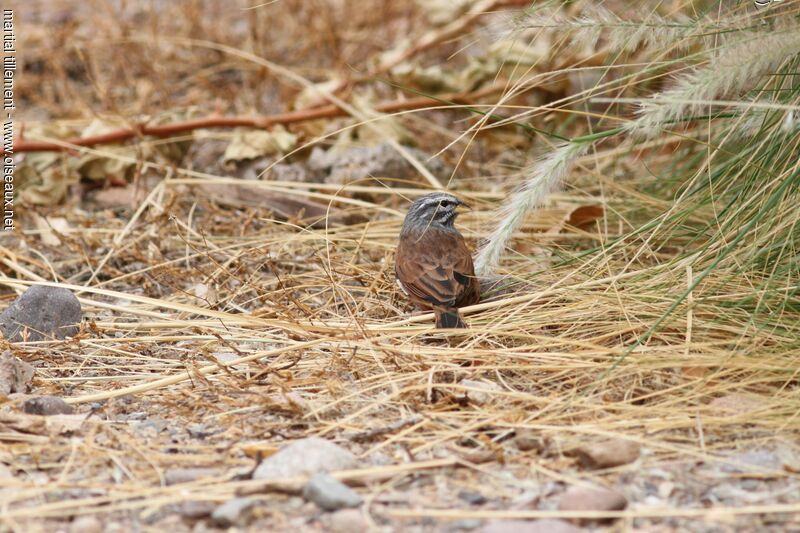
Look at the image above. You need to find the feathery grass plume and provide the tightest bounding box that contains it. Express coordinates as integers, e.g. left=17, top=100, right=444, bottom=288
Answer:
left=731, top=107, right=800, bottom=140
left=519, top=5, right=745, bottom=54
left=626, top=30, right=800, bottom=137
left=475, top=141, right=587, bottom=276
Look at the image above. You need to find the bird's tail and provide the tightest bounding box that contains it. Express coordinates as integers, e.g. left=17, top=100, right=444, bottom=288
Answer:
left=435, top=308, right=467, bottom=329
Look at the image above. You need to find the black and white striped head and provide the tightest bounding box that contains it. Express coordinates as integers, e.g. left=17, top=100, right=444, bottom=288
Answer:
left=402, top=192, right=467, bottom=232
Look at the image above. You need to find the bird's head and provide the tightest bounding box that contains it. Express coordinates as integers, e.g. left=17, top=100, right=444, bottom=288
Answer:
left=403, top=192, right=469, bottom=230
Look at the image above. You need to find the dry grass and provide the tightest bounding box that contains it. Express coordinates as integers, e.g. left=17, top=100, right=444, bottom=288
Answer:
left=4, top=0, right=800, bottom=531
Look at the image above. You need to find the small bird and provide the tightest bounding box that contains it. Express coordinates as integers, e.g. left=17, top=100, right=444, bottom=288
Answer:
left=395, top=192, right=480, bottom=328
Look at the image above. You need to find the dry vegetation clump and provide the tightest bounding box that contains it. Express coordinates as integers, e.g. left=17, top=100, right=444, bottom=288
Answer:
left=2, top=0, right=800, bottom=531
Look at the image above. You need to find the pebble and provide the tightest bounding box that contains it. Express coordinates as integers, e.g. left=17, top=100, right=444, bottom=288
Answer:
left=0, top=351, right=35, bottom=395
left=708, top=393, right=765, bottom=416
left=458, top=489, right=488, bottom=505
left=329, top=508, right=369, bottom=533
left=22, top=395, right=74, bottom=416
left=176, top=500, right=215, bottom=519
left=459, top=379, right=502, bottom=405
left=164, top=467, right=222, bottom=486
left=574, top=438, right=641, bottom=469
left=513, top=430, right=547, bottom=453
left=479, top=519, right=584, bottom=533
left=0, top=285, right=82, bottom=341
left=211, top=497, right=256, bottom=527
left=720, top=448, right=783, bottom=473
left=92, top=186, right=136, bottom=208
left=252, top=437, right=358, bottom=481
left=187, top=423, right=217, bottom=439
left=558, top=486, right=627, bottom=524
left=453, top=518, right=483, bottom=530
left=69, top=515, right=103, bottom=533
left=303, top=473, right=362, bottom=511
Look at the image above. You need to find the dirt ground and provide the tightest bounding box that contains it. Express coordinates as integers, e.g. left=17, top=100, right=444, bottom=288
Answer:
left=3, top=1, right=800, bottom=532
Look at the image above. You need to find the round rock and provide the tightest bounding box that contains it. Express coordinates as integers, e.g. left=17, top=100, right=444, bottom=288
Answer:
left=303, top=473, right=362, bottom=511
left=0, top=285, right=81, bottom=342
left=558, top=486, right=627, bottom=524
left=252, top=437, right=358, bottom=481
left=22, top=395, right=74, bottom=416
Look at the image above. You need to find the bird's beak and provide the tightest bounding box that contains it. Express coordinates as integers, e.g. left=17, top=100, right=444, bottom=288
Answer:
left=457, top=200, right=472, bottom=212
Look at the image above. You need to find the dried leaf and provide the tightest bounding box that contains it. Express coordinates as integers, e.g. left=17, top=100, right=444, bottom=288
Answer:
left=193, top=283, right=219, bottom=306
left=547, top=205, right=605, bottom=234
left=331, top=92, right=413, bottom=146
left=461, top=36, right=554, bottom=91
left=31, top=214, right=70, bottom=246
left=236, top=441, right=281, bottom=460
left=17, top=152, right=79, bottom=206
left=415, top=0, right=473, bottom=25
left=223, top=127, right=297, bottom=163
left=564, top=205, right=605, bottom=228
left=294, top=79, right=342, bottom=110
left=390, top=63, right=460, bottom=93
left=76, top=119, right=145, bottom=182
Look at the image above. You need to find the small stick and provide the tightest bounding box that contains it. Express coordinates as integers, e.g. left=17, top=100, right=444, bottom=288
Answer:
left=6, top=86, right=504, bottom=155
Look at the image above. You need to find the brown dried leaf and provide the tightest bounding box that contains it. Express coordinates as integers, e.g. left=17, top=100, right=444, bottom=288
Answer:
left=547, top=205, right=605, bottom=234
left=236, top=442, right=281, bottom=460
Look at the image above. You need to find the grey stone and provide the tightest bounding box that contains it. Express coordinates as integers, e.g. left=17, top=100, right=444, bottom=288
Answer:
left=211, top=497, right=256, bottom=527
left=234, top=157, right=320, bottom=183
left=309, top=142, right=449, bottom=186
left=458, top=489, right=488, bottom=505
left=453, top=519, right=483, bottom=530
left=164, top=467, right=222, bottom=486
left=480, top=519, right=584, bottom=533
left=329, top=508, right=368, bottom=533
left=252, top=437, right=358, bottom=481
left=22, top=395, right=74, bottom=415
left=0, top=351, right=34, bottom=395
left=303, top=473, right=362, bottom=511
left=187, top=423, right=217, bottom=439
left=720, top=448, right=783, bottom=474
left=132, top=419, right=167, bottom=438
left=0, top=285, right=81, bottom=342
left=514, top=430, right=547, bottom=453
left=176, top=500, right=215, bottom=519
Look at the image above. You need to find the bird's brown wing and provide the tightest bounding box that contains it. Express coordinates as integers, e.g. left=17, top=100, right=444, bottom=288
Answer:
left=396, top=229, right=478, bottom=309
